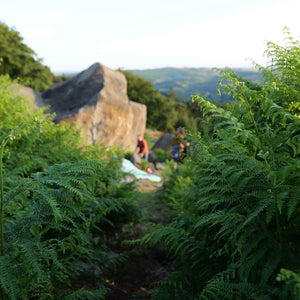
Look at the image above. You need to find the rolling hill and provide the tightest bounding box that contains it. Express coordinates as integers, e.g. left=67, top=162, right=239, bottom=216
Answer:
left=130, top=67, right=262, bottom=102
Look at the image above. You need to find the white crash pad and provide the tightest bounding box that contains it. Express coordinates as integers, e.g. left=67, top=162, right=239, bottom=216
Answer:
left=122, top=159, right=161, bottom=182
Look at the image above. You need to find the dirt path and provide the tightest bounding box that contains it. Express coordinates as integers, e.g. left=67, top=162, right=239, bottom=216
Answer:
left=105, top=175, right=173, bottom=299
left=105, top=248, right=170, bottom=299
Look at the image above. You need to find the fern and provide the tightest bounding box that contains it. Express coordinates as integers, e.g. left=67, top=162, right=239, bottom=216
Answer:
left=0, top=158, right=139, bottom=298
left=63, top=287, right=108, bottom=300
left=0, top=75, right=140, bottom=298
left=139, top=32, right=300, bottom=300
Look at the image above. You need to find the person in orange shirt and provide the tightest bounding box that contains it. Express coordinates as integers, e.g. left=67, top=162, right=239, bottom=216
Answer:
left=136, top=135, right=149, bottom=161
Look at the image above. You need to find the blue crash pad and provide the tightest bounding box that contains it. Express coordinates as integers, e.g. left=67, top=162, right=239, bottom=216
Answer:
left=122, top=159, right=161, bottom=182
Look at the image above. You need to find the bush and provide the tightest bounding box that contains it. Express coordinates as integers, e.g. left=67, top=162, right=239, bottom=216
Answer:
left=0, top=75, right=139, bottom=299
left=139, top=31, right=300, bottom=299
left=122, top=70, right=186, bottom=132
left=153, top=148, right=171, bottom=162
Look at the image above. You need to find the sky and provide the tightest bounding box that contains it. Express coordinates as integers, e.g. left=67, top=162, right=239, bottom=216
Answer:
left=1, top=0, right=300, bottom=73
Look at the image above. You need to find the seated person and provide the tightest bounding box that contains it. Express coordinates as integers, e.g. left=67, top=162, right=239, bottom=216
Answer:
left=171, top=128, right=186, bottom=163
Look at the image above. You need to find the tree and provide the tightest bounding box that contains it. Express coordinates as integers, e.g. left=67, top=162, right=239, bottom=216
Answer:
left=121, top=70, right=178, bottom=132
left=174, top=103, right=197, bottom=132
left=121, top=70, right=199, bottom=132
left=0, top=22, right=55, bottom=91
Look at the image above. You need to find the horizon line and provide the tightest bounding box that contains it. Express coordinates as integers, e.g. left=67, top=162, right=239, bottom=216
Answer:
left=53, top=65, right=259, bottom=75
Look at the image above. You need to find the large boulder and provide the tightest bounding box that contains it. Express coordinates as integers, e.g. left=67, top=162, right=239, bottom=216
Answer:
left=151, top=133, right=174, bottom=151
left=41, top=63, right=146, bottom=151
left=129, top=153, right=142, bottom=168
left=11, top=84, right=45, bottom=110
left=130, top=150, right=157, bottom=169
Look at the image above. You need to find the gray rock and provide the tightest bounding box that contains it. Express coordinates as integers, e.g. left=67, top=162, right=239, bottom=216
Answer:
left=11, top=84, right=46, bottom=110
left=148, top=150, right=157, bottom=163
left=147, top=150, right=157, bottom=169
left=148, top=162, right=155, bottom=170
left=152, top=133, right=174, bottom=151
left=41, top=63, right=147, bottom=151
left=156, top=162, right=166, bottom=170
left=130, top=153, right=142, bottom=166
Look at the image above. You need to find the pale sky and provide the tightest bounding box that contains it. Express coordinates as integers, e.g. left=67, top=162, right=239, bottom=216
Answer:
left=1, top=0, right=299, bottom=72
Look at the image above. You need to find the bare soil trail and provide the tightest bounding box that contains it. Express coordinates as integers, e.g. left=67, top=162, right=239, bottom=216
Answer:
left=105, top=174, right=173, bottom=299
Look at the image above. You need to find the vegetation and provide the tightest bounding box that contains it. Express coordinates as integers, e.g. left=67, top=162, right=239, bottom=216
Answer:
left=153, top=148, right=170, bottom=162
left=252, top=30, right=300, bottom=117
left=0, top=74, right=139, bottom=299
left=121, top=70, right=197, bottom=132
left=1, top=20, right=299, bottom=300
left=0, top=22, right=70, bottom=92
left=138, top=30, right=300, bottom=299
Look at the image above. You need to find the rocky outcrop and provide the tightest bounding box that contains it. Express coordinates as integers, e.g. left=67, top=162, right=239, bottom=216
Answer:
left=129, top=153, right=142, bottom=168
left=12, top=84, right=45, bottom=110
left=40, top=63, right=146, bottom=151
left=151, top=133, right=173, bottom=151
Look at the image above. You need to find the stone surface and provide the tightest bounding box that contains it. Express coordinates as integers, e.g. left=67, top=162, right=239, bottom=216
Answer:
left=130, top=153, right=142, bottom=168
left=151, top=133, right=174, bottom=151
left=155, top=162, right=166, bottom=170
left=148, top=162, right=155, bottom=170
left=148, top=150, right=157, bottom=163
left=12, top=84, right=46, bottom=110
left=41, top=63, right=147, bottom=151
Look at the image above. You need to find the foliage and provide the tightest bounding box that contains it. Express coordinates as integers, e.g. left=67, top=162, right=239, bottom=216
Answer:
left=165, top=86, right=198, bottom=132
left=121, top=71, right=196, bottom=132
left=277, top=269, right=300, bottom=299
left=251, top=27, right=300, bottom=116
left=139, top=31, right=300, bottom=299
left=153, top=148, right=170, bottom=162
left=0, top=75, right=83, bottom=176
left=0, top=22, right=56, bottom=91
left=121, top=70, right=178, bottom=132
left=156, top=161, right=195, bottom=214
left=141, top=160, right=149, bottom=171
left=0, top=75, right=139, bottom=299
left=53, top=73, right=72, bottom=84
left=123, top=68, right=202, bottom=132
left=175, top=102, right=197, bottom=132
left=122, top=70, right=198, bottom=132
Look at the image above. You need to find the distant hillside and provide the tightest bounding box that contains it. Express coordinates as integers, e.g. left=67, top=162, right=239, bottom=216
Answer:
left=130, top=68, right=262, bottom=102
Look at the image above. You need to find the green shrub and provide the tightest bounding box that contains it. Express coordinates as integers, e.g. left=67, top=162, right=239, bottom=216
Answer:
left=1, top=158, right=139, bottom=299
left=139, top=31, right=300, bottom=300
left=124, top=151, right=134, bottom=160
left=141, top=160, right=149, bottom=171
left=0, top=75, right=139, bottom=299
left=277, top=269, right=300, bottom=299
left=153, top=148, right=170, bottom=162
